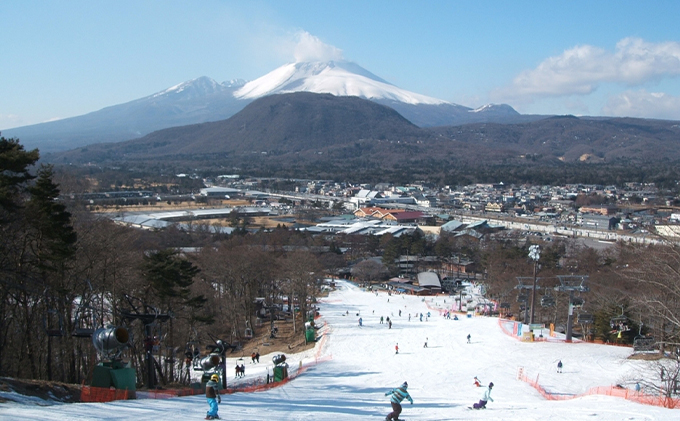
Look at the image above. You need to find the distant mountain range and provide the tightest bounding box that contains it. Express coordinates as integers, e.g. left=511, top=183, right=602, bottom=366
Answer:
left=3, top=60, right=533, bottom=153
left=50, top=92, right=680, bottom=168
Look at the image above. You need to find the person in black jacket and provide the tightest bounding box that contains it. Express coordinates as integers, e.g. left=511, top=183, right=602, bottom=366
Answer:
left=205, top=373, right=222, bottom=419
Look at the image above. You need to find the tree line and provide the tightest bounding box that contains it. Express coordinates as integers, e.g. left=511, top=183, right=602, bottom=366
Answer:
left=2, top=135, right=679, bottom=388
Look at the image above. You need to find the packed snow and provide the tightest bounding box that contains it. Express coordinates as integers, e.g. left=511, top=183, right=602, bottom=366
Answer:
left=1, top=280, right=675, bottom=420
left=233, top=60, right=449, bottom=105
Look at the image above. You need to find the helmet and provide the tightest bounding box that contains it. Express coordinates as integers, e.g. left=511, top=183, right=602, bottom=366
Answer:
left=211, top=374, right=219, bottom=381
left=401, top=382, right=408, bottom=389
left=489, top=382, right=494, bottom=388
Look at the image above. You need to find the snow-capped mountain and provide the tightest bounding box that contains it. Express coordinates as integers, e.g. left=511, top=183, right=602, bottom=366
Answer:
left=471, top=103, right=519, bottom=114
left=234, top=60, right=448, bottom=106
left=3, top=60, right=528, bottom=153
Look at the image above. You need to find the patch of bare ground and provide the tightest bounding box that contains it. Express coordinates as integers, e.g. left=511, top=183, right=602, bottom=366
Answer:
left=236, top=317, right=317, bottom=357
left=628, top=353, right=666, bottom=361
left=0, top=377, right=81, bottom=403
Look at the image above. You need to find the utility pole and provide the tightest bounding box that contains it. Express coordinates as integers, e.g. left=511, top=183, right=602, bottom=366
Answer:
left=528, top=245, right=541, bottom=325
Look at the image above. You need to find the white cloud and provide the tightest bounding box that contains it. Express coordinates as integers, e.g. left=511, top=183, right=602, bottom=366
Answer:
left=602, top=90, right=680, bottom=120
left=496, top=37, right=680, bottom=102
left=292, top=31, right=343, bottom=63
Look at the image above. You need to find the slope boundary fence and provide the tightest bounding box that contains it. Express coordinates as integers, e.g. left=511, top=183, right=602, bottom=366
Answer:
left=81, top=323, right=332, bottom=402
left=518, top=369, right=680, bottom=409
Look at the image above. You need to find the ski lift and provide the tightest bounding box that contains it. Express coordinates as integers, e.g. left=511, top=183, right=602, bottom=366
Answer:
left=577, top=312, right=594, bottom=324
left=72, top=303, right=98, bottom=338
left=540, top=294, right=555, bottom=308
left=517, top=293, right=528, bottom=302
left=570, top=296, right=585, bottom=309
left=43, top=308, right=65, bottom=337
left=500, top=302, right=510, bottom=309
left=633, top=322, right=655, bottom=352
left=609, top=305, right=628, bottom=331
left=244, top=320, right=253, bottom=339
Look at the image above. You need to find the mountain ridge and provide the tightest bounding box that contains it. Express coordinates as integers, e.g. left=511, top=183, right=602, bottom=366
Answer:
left=3, top=60, right=523, bottom=152
left=48, top=92, right=680, bottom=170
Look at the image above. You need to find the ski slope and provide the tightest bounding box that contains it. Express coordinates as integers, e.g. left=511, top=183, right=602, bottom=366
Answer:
left=1, top=280, right=675, bottom=420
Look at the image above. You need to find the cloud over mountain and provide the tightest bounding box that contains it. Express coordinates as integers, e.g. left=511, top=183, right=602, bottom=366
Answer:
left=293, top=31, right=344, bottom=62
left=496, top=37, right=680, bottom=101
left=603, top=90, right=680, bottom=120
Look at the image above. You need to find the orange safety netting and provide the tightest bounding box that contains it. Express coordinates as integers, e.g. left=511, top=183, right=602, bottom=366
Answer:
left=519, top=370, right=680, bottom=409
left=80, top=385, right=131, bottom=402
left=83, top=326, right=333, bottom=402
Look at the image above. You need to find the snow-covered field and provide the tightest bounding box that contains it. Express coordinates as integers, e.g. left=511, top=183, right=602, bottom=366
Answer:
left=1, top=280, right=675, bottom=420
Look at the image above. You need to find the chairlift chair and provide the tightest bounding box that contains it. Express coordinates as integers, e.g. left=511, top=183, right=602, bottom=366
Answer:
left=244, top=319, right=253, bottom=339
left=44, top=308, right=65, bottom=337
left=577, top=312, right=594, bottom=324
left=540, top=294, right=556, bottom=308
left=517, top=293, right=528, bottom=302
left=609, top=306, right=628, bottom=330
left=570, top=297, right=585, bottom=309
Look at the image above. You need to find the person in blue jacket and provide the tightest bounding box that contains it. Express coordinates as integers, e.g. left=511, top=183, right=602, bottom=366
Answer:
left=385, top=381, right=413, bottom=421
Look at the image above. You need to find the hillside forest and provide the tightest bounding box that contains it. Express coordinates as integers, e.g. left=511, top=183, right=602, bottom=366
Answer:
left=1, top=136, right=679, bottom=389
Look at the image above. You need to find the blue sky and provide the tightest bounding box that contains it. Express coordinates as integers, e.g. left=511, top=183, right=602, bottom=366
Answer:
left=2, top=0, right=680, bottom=130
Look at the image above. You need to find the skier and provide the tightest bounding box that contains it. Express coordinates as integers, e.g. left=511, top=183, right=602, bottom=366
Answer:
left=467, top=334, right=471, bottom=344
left=380, top=316, right=384, bottom=324
left=424, top=337, right=428, bottom=348
left=384, top=381, right=413, bottom=421
left=399, top=309, right=402, bottom=317
left=557, top=360, right=563, bottom=373
left=473, top=376, right=481, bottom=387
left=359, top=317, right=363, bottom=326
left=205, top=373, right=222, bottom=420
left=388, top=320, right=392, bottom=329
left=395, top=343, right=399, bottom=354
left=472, top=382, right=494, bottom=409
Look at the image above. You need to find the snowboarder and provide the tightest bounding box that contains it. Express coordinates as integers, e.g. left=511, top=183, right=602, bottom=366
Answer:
left=467, top=334, right=471, bottom=344
left=557, top=360, right=563, bottom=373
left=472, top=382, right=494, bottom=409
left=395, top=343, right=399, bottom=354
left=205, top=373, right=221, bottom=420
left=473, top=376, right=481, bottom=387
left=385, top=381, right=413, bottom=421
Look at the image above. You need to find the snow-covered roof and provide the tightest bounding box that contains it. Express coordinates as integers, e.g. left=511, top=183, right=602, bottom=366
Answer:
left=416, top=272, right=441, bottom=288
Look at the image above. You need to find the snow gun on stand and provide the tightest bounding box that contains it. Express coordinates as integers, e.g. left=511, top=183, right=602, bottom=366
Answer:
left=90, top=326, right=136, bottom=395
left=270, top=354, right=288, bottom=383
left=194, top=336, right=235, bottom=389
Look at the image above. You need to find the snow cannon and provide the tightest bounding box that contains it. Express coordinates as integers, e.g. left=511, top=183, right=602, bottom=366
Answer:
left=92, top=326, right=129, bottom=360
left=272, top=354, right=288, bottom=382
left=90, top=326, right=135, bottom=395
left=198, top=353, right=223, bottom=371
